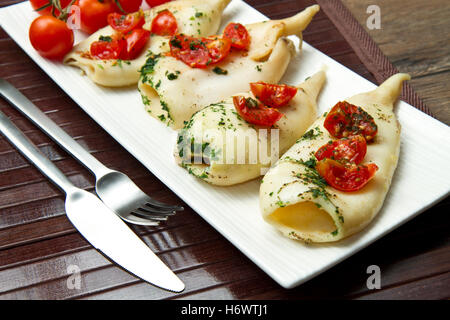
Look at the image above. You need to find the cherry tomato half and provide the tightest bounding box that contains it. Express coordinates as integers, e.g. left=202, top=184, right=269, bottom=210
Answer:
left=30, top=0, right=72, bottom=16
left=233, top=96, right=283, bottom=127
left=223, top=22, right=250, bottom=50
left=122, top=28, right=150, bottom=59
left=151, top=9, right=178, bottom=36
left=90, top=35, right=125, bottom=59
left=29, top=15, right=74, bottom=59
left=204, top=36, right=231, bottom=64
left=250, top=82, right=298, bottom=108
left=169, top=34, right=231, bottom=68
left=316, top=158, right=378, bottom=192
left=169, top=34, right=210, bottom=68
left=324, top=101, right=378, bottom=141
left=315, top=135, right=367, bottom=165
left=108, top=11, right=145, bottom=34
left=78, top=0, right=116, bottom=34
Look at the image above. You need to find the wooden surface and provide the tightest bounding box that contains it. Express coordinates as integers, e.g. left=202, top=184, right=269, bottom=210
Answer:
left=341, top=0, right=450, bottom=124
left=0, top=0, right=449, bottom=300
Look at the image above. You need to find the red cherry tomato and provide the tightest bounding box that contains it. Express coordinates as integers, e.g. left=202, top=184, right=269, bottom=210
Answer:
left=204, top=36, right=231, bottom=64
left=169, top=34, right=209, bottom=68
left=250, top=82, right=298, bottom=108
left=144, top=0, right=172, bottom=7
left=169, top=34, right=231, bottom=68
left=223, top=22, right=250, bottom=50
left=78, top=0, right=116, bottom=34
left=122, top=28, right=150, bottom=59
left=90, top=28, right=150, bottom=60
left=29, top=15, right=74, bottom=59
left=90, top=35, right=125, bottom=59
left=151, top=9, right=178, bottom=36
left=315, top=135, right=367, bottom=165
left=113, top=0, right=143, bottom=14
left=324, top=101, right=378, bottom=141
left=108, top=11, right=145, bottom=34
left=233, top=96, right=283, bottom=127
left=316, top=158, right=378, bottom=192
left=30, top=0, right=72, bottom=16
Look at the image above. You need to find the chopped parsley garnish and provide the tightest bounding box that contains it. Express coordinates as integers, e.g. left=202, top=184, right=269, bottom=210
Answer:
left=297, top=127, right=322, bottom=142
left=166, top=72, right=179, bottom=80
left=112, top=59, right=131, bottom=68
left=140, top=93, right=150, bottom=106
left=169, top=38, right=182, bottom=49
left=139, top=52, right=162, bottom=83
left=245, top=97, right=259, bottom=108
left=212, top=66, right=228, bottom=75
left=99, top=35, right=112, bottom=42
left=275, top=200, right=286, bottom=207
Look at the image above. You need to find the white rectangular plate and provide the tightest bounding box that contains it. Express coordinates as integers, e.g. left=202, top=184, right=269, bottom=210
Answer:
left=1, top=1, right=449, bottom=289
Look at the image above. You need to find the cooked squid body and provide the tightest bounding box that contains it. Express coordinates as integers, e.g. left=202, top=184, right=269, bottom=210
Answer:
left=139, top=5, right=320, bottom=129
left=260, top=73, right=411, bottom=243
left=63, top=0, right=232, bottom=87
left=174, top=70, right=326, bottom=186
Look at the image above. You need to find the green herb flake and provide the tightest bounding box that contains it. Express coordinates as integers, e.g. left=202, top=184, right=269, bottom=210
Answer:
left=98, top=35, right=112, bottom=42
left=139, top=52, right=162, bottom=83
left=166, top=72, right=179, bottom=80
left=212, top=66, right=228, bottom=75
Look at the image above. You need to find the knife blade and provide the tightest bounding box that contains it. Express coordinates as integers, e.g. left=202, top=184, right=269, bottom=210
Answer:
left=0, top=109, right=185, bottom=293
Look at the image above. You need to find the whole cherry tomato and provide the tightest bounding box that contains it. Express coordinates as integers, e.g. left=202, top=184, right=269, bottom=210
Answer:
left=29, top=15, right=74, bottom=59
left=78, top=0, right=116, bottom=34
left=151, top=9, right=178, bottom=36
left=144, top=0, right=172, bottom=7
left=113, top=0, right=142, bottom=14
left=30, top=0, right=72, bottom=16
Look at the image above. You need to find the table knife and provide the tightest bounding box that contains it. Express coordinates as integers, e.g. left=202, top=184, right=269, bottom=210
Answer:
left=0, top=109, right=185, bottom=293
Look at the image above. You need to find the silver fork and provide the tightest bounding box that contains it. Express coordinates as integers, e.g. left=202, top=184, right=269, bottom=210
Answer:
left=0, top=79, right=183, bottom=226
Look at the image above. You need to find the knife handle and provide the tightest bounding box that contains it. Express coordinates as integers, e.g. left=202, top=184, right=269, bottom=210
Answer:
left=0, top=109, right=75, bottom=193
left=0, top=79, right=110, bottom=177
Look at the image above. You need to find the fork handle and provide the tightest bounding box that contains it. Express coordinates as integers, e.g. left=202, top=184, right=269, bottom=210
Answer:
left=0, top=109, right=75, bottom=193
left=0, top=79, right=110, bottom=177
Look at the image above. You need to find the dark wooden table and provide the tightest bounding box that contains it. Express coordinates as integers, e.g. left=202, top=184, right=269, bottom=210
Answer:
left=0, top=0, right=448, bottom=300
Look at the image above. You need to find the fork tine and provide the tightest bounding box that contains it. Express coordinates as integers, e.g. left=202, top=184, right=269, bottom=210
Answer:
left=142, top=203, right=179, bottom=215
left=145, top=198, right=184, bottom=211
left=133, top=209, right=170, bottom=221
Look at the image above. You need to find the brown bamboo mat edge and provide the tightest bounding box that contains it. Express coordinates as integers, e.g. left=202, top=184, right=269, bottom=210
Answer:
left=316, top=0, right=434, bottom=118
